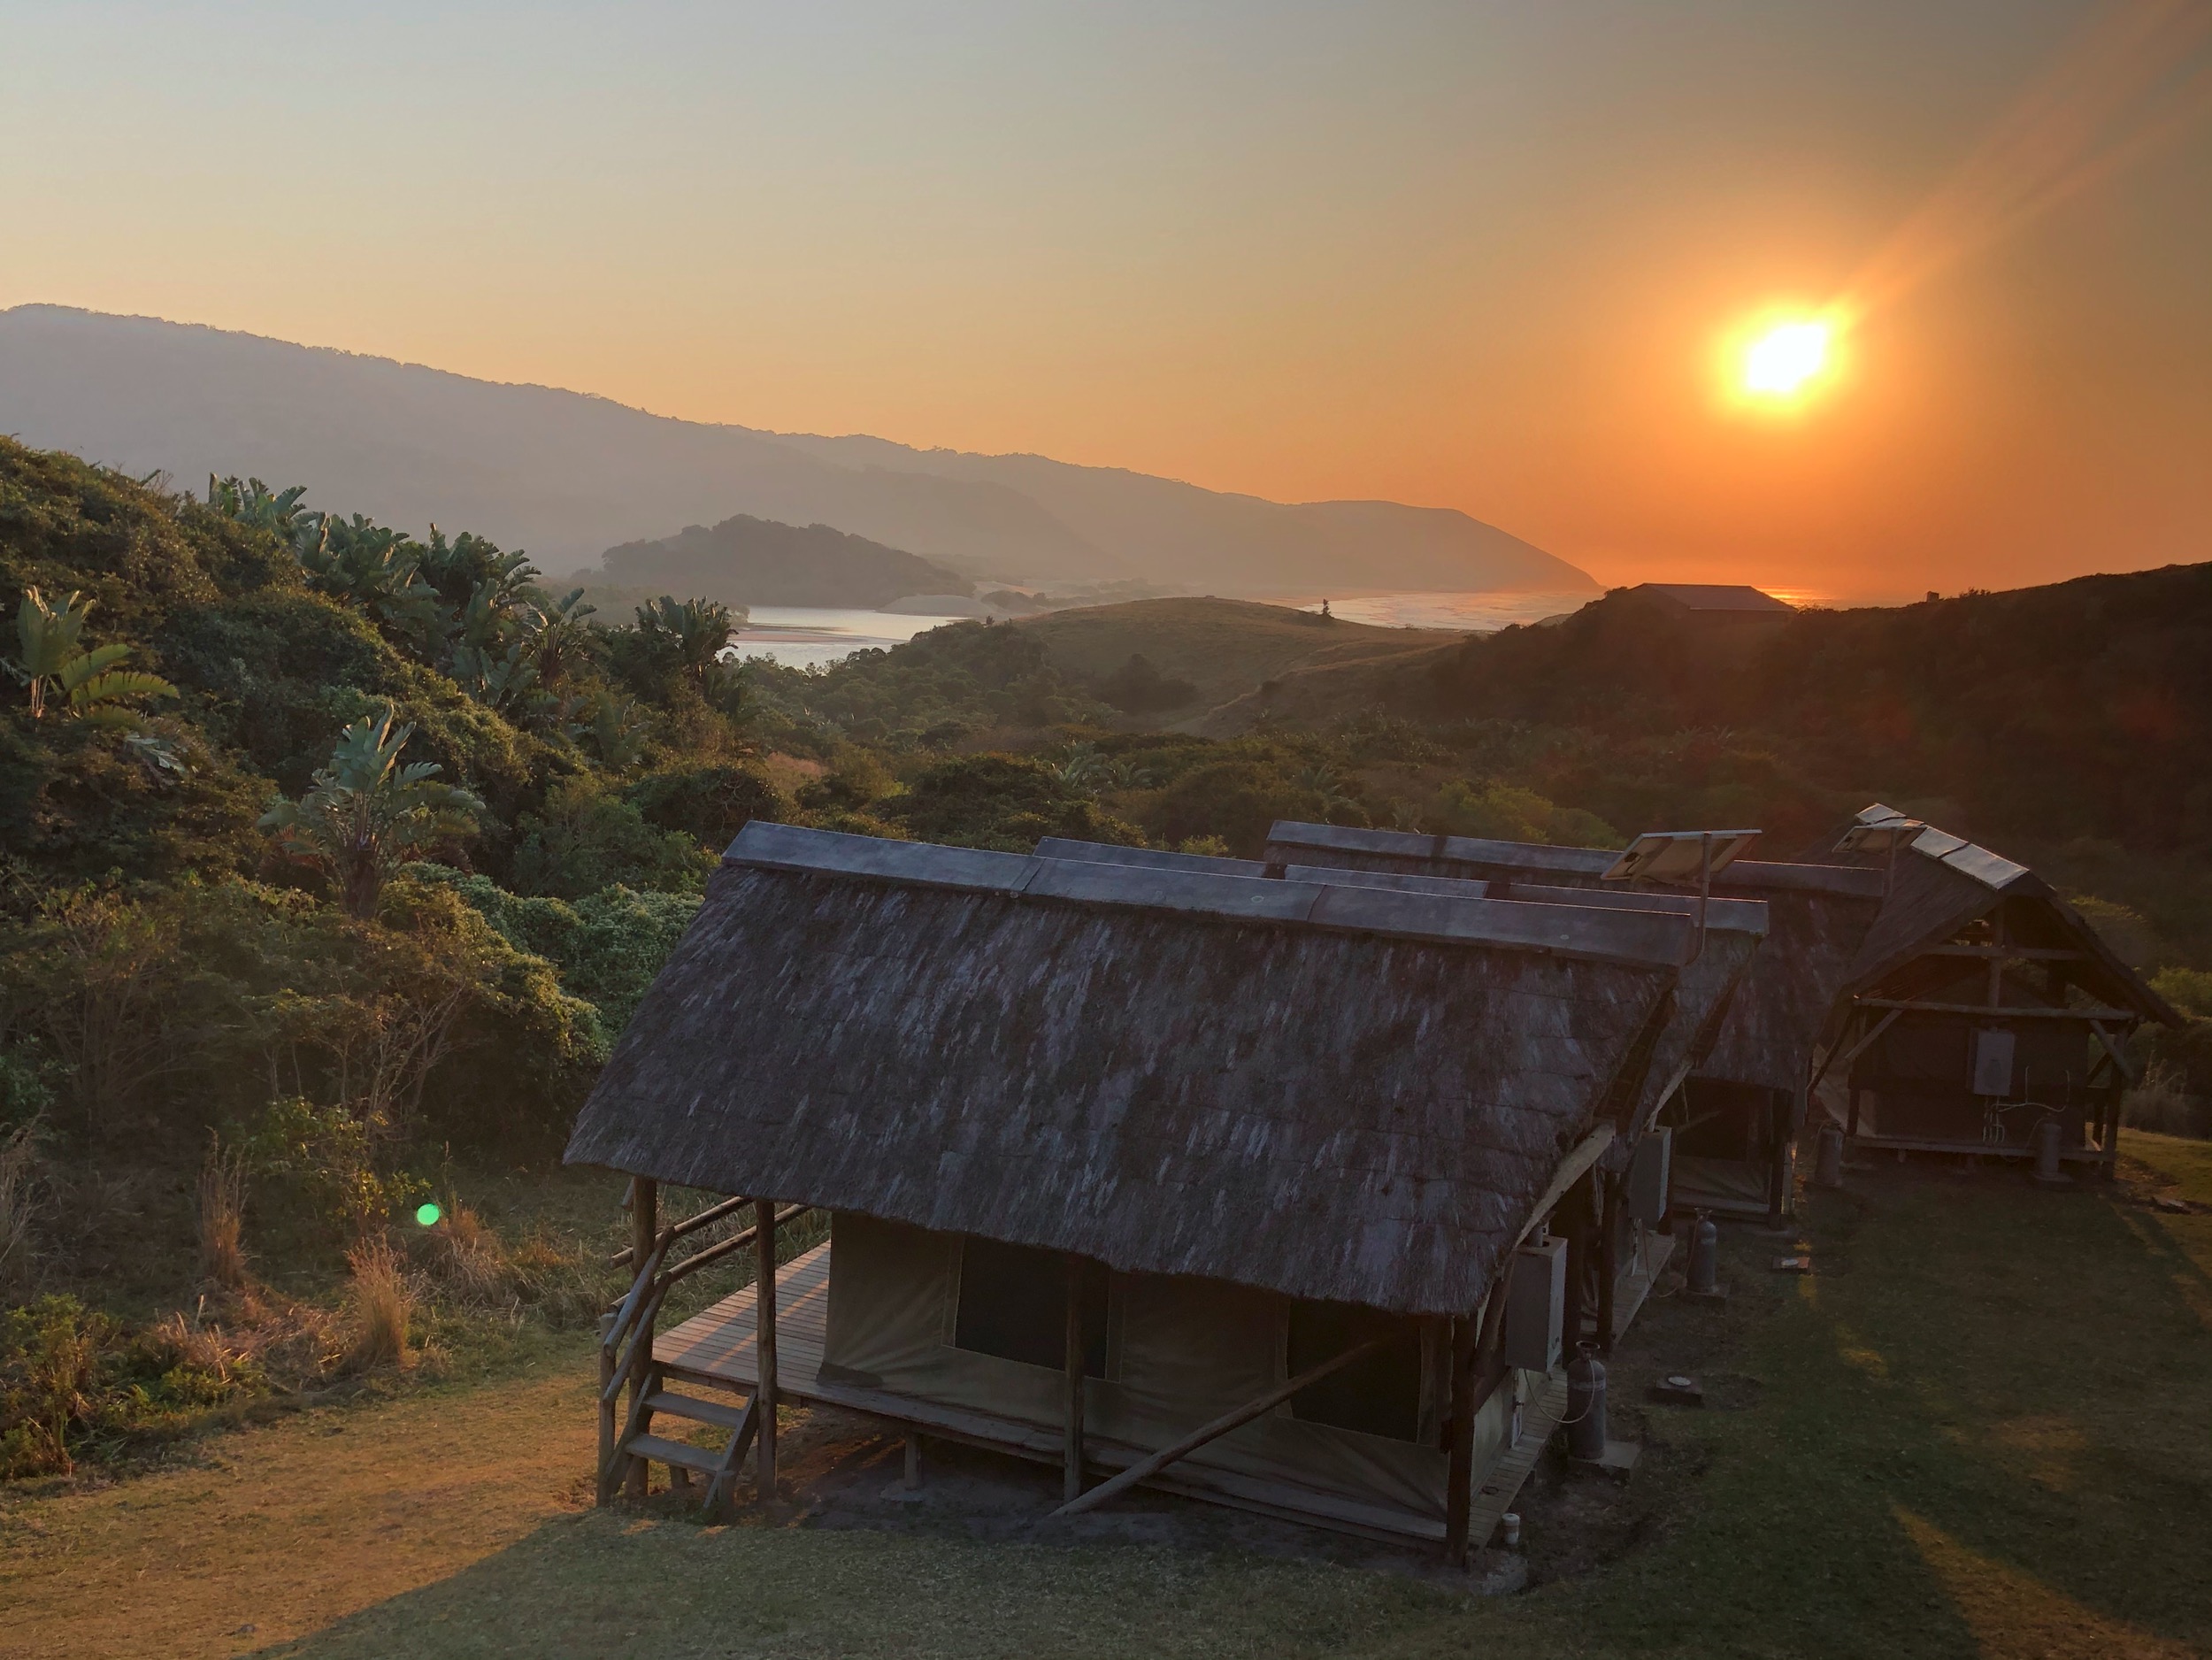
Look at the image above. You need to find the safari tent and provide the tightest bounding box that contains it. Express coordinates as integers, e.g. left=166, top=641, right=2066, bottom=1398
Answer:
left=567, top=821, right=1710, bottom=1555
left=1823, top=807, right=2178, bottom=1172
left=1263, top=821, right=1886, bottom=1222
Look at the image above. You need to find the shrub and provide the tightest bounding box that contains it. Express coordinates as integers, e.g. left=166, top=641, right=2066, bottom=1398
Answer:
left=886, top=754, right=1143, bottom=852
left=0, top=1125, right=39, bottom=1303
left=0, top=1295, right=262, bottom=1478
left=624, top=762, right=787, bottom=852
left=511, top=777, right=715, bottom=899
left=2124, top=1062, right=2210, bottom=1139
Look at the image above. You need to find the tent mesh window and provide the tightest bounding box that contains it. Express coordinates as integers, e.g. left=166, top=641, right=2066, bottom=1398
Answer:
left=952, top=1235, right=1111, bottom=1377
left=1286, top=1300, right=1424, bottom=1442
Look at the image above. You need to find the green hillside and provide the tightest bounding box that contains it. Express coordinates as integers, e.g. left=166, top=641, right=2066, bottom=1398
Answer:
left=1016, top=596, right=1461, bottom=719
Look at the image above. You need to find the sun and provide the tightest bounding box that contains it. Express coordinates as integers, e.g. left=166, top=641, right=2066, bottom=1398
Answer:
left=1743, top=319, right=1831, bottom=396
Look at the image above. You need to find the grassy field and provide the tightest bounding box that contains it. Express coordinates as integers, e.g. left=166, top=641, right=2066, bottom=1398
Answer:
left=5, top=1137, right=2208, bottom=1660
left=1018, top=597, right=1461, bottom=720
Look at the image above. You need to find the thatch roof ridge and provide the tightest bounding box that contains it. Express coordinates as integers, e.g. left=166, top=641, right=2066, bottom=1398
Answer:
left=736, top=823, right=1696, bottom=968
left=1265, top=821, right=1885, bottom=899
left=1032, top=837, right=1764, bottom=1128
left=1263, top=821, right=1877, bottom=1095
left=1037, top=834, right=1770, bottom=934
left=1831, top=811, right=2179, bottom=1026
left=567, top=844, right=1685, bottom=1315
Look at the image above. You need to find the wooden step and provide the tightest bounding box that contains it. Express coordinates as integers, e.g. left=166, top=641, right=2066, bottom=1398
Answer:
left=644, top=1388, right=749, bottom=1431
left=624, top=1433, right=723, bottom=1475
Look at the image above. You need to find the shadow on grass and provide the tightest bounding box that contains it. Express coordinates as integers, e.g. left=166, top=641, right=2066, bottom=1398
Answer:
left=1510, top=1166, right=2212, bottom=1660
left=248, top=1164, right=2212, bottom=1660
left=245, top=1498, right=1469, bottom=1660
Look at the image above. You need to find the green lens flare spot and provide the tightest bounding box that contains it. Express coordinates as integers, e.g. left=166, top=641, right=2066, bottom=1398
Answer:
left=415, top=1202, right=443, bottom=1227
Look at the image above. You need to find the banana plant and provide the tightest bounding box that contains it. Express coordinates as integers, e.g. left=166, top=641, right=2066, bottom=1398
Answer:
left=7, top=589, right=177, bottom=725
left=258, top=709, right=484, bottom=919
left=206, top=475, right=312, bottom=535
left=635, top=596, right=739, bottom=694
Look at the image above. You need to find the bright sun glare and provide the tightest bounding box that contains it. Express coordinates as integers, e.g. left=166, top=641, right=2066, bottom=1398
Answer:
left=1741, top=319, right=1832, bottom=397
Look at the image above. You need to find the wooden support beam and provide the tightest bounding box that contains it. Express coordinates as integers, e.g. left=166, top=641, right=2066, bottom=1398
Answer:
left=1856, top=998, right=2135, bottom=1020
left=1511, top=1125, right=1614, bottom=1252
left=754, top=1196, right=779, bottom=1501
left=1441, top=1302, right=1485, bottom=1566
left=1921, top=944, right=2091, bottom=962
left=625, top=1179, right=657, bottom=1502
left=1808, top=1005, right=1902, bottom=1095
left=1048, top=1334, right=1390, bottom=1520
left=1597, top=1173, right=1622, bottom=1355
left=2085, top=1020, right=2142, bottom=1087
left=1063, top=1256, right=1086, bottom=1504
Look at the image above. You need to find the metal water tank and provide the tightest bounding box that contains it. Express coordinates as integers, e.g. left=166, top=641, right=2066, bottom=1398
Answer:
left=1815, top=1123, right=1845, bottom=1190
left=1565, top=1342, right=1608, bottom=1462
left=1688, top=1212, right=1721, bottom=1296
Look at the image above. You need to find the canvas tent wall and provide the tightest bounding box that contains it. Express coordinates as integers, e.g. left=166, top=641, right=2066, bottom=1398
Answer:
left=1824, top=809, right=2178, bottom=1170
left=1263, top=821, right=1885, bottom=1219
left=568, top=822, right=1696, bottom=1543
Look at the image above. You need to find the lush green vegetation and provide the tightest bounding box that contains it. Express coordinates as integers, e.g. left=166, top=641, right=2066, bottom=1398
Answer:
left=4, top=432, right=2208, bottom=1493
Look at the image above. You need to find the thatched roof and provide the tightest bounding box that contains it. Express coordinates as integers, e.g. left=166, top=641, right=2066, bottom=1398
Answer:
left=1264, top=821, right=1884, bottom=1095
left=1038, top=837, right=1766, bottom=1127
left=1835, top=810, right=2177, bottom=1025
left=565, top=823, right=1689, bottom=1316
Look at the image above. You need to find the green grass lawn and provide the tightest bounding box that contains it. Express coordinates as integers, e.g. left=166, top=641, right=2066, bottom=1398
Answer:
left=9, top=1138, right=2208, bottom=1660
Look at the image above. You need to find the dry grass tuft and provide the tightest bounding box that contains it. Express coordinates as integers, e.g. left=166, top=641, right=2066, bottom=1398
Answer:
left=0, top=1123, right=40, bottom=1301
left=423, top=1196, right=511, bottom=1303
left=196, top=1133, right=250, bottom=1289
left=343, top=1237, right=417, bottom=1372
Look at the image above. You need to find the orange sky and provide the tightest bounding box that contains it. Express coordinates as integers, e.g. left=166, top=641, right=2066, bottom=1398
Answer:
left=2, top=3, right=2208, bottom=602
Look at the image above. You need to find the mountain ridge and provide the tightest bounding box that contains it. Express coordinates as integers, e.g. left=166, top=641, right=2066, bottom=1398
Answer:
left=0, top=304, right=1595, bottom=598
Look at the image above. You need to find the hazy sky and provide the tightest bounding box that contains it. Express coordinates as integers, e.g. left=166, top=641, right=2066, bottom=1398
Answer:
left=4, top=1, right=2208, bottom=600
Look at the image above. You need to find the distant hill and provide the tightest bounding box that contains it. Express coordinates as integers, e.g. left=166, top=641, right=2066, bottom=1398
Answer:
left=0, top=304, right=1596, bottom=596
left=589, top=514, right=969, bottom=609
left=1017, top=597, right=1462, bottom=721
left=1231, top=566, right=2212, bottom=858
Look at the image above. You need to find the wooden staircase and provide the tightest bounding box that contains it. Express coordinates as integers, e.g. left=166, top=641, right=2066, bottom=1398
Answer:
left=597, top=1188, right=810, bottom=1516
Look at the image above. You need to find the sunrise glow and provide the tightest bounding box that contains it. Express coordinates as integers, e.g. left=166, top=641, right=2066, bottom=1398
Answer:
left=1741, top=319, right=1832, bottom=397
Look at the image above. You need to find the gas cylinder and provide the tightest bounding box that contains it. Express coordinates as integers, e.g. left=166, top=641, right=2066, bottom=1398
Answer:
left=1688, top=1211, right=1720, bottom=1296
left=1815, top=1123, right=1845, bottom=1190
left=2032, top=1115, right=2065, bottom=1187
left=1565, top=1341, right=1608, bottom=1462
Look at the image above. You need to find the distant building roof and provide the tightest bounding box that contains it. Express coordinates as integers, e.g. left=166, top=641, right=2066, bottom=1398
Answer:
left=1632, top=584, right=1795, bottom=614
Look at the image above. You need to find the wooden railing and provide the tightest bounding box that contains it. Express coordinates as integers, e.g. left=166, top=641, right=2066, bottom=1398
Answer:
left=595, top=1194, right=813, bottom=1504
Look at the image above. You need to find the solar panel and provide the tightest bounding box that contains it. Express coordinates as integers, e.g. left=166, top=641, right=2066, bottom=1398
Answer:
left=1601, top=829, right=1761, bottom=884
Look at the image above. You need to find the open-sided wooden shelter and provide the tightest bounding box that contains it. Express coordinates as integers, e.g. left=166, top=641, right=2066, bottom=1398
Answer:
left=567, top=820, right=1722, bottom=1554
left=1263, top=821, right=1886, bottom=1221
left=1822, top=807, right=2178, bottom=1172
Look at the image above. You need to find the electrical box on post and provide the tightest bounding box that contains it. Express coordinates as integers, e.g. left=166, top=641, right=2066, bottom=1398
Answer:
left=1973, top=1028, right=2016, bottom=1096
left=1628, top=1127, right=1672, bottom=1225
left=1502, top=1235, right=1567, bottom=1373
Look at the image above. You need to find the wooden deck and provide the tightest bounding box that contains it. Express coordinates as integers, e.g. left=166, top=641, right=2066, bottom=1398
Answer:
left=656, top=1232, right=1675, bottom=1551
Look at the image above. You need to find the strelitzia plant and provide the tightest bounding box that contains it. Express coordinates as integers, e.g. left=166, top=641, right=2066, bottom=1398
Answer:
left=259, top=708, right=484, bottom=919
left=8, top=588, right=177, bottom=726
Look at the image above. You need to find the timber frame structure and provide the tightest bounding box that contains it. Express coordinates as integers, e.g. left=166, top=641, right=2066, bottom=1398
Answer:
left=1263, top=820, right=1885, bottom=1223
left=566, top=821, right=1761, bottom=1562
left=1821, top=807, right=2179, bottom=1173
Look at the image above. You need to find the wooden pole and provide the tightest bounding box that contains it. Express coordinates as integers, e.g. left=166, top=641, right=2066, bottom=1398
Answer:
left=1441, top=1303, right=1485, bottom=1566
left=1064, top=1256, right=1086, bottom=1503
left=754, top=1196, right=779, bottom=1501
left=1050, top=1334, right=1388, bottom=1519
left=625, top=1178, right=657, bottom=1502
left=1596, top=1172, right=1622, bottom=1355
